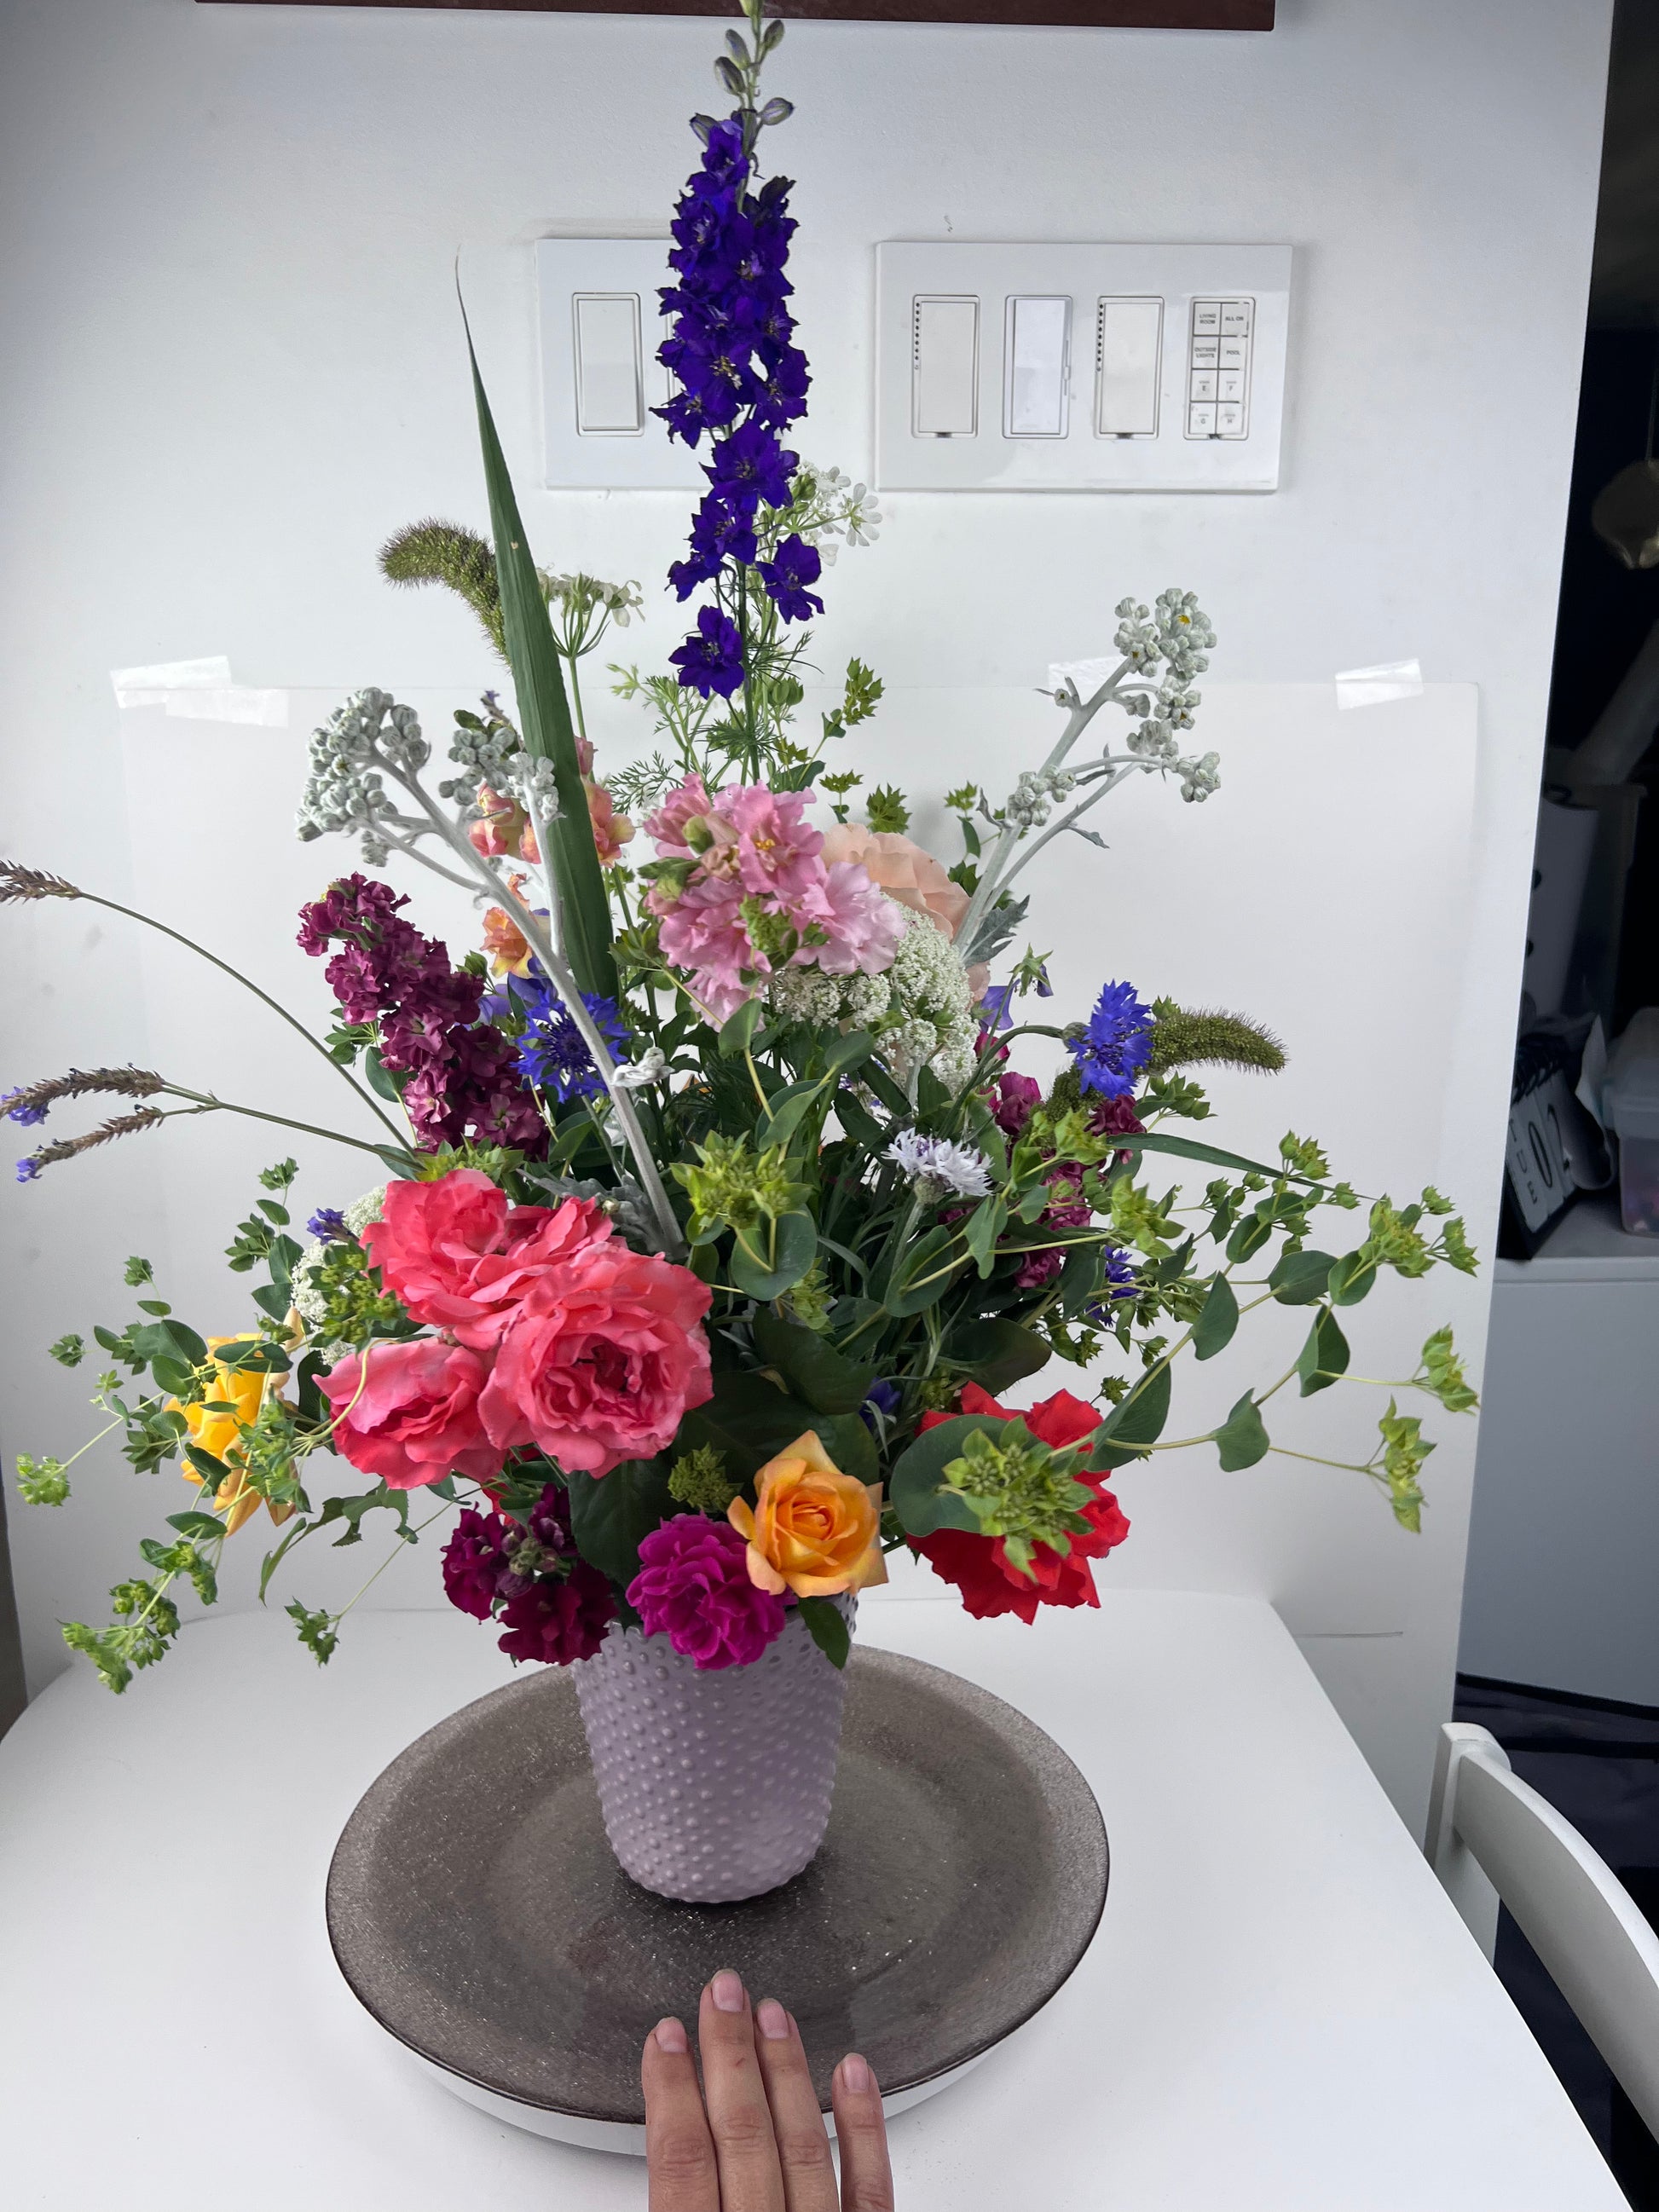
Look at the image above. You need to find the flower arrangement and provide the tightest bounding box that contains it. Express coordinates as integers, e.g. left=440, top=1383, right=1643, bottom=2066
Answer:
left=6, top=0, right=1479, bottom=1699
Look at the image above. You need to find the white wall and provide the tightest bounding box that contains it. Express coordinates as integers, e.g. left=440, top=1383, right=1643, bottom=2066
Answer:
left=0, top=0, right=1610, bottom=1831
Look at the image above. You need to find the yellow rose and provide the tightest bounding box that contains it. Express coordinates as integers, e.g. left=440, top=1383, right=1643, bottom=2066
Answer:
left=174, top=1334, right=294, bottom=1536
left=728, top=1430, right=887, bottom=1598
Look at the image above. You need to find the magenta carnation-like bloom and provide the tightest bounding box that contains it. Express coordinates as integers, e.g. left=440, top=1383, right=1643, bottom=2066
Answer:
left=497, top=1565, right=616, bottom=1666
left=627, top=1514, right=789, bottom=1670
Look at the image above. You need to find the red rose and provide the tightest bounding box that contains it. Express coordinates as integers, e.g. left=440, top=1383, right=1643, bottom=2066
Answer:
left=321, top=1337, right=505, bottom=1490
left=363, top=1170, right=612, bottom=1349
left=911, top=1382, right=1130, bottom=1622
left=478, top=1240, right=714, bottom=1476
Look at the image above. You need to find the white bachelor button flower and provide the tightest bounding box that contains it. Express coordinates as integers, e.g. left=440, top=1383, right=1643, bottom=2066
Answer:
left=887, top=1129, right=992, bottom=1201
left=613, top=1047, right=668, bottom=1089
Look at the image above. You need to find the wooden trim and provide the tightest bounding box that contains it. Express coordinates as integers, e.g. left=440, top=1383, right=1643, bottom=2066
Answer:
left=204, top=2, right=1274, bottom=26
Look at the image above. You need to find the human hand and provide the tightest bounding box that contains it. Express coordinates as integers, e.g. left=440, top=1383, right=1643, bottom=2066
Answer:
left=641, top=1968, right=894, bottom=2209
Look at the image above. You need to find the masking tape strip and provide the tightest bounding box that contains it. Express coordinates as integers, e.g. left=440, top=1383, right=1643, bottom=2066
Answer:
left=1334, top=657, right=1423, bottom=712
left=1047, top=656, right=1121, bottom=696
left=110, top=656, right=288, bottom=728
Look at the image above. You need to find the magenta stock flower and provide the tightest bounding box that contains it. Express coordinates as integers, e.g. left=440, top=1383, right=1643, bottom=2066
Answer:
left=497, top=1568, right=617, bottom=1666
left=441, top=1506, right=509, bottom=1620
left=627, top=1515, right=789, bottom=1669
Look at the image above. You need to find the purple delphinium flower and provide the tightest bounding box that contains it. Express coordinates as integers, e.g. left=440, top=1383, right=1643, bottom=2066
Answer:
left=296, top=874, right=545, bottom=1154
left=513, top=985, right=631, bottom=1105
left=657, top=109, right=812, bottom=685
left=306, top=1207, right=349, bottom=1242
left=860, top=1377, right=902, bottom=1434
left=2, top=1088, right=47, bottom=1127
left=15, top=1158, right=39, bottom=1184
left=627, top=1514, right=789, bottom=1670
left=1067, top=981, right=1154, bottom=1100
left=669, top=607, right=746, bottom=700
left=978, top=982, right=1015, bottom=1035
left=758, top=533, right=824, bottom=623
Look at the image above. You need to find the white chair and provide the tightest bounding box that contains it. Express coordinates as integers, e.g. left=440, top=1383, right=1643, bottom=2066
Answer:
left=1426, top=1719, right=1659, bottom=2140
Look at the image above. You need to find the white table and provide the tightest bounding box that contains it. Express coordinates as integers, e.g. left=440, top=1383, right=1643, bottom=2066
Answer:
left=0, top=1594, right=1625, bottom=2210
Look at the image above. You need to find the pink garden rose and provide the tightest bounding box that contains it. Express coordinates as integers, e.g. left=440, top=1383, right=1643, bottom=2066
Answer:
left=479, top=1241, right=714, bottom=1476
left=321, top=1337, right=504, bottom=1489
left=364, top=1172, right=612, bottom=1349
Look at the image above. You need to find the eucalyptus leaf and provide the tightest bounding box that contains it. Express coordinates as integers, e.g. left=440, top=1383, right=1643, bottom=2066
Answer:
left=1192, top=1273, right=1240, bottom=1360
left=675, top=1370, right=823, bottom=1481
left=756, top=1078, right=823, bottom=1153
left=729, top=1210, right=818, bottom=1300
left=882, top=1224, right=967, bottom=1317
left=888, top=1415, right=1003, bottom=1537
left=946, top=1316, right=1050, bottom=1393
left=718, top=996, right=763, bottom=1058
left=1213, top=1391, right=1270, bottom=1471
left=1270, top=1249, right=1338, bottom=1306
left=1297, top=1305, right=1350, bottom=1395
left=1091, top=1360, right=1172, bottom=1469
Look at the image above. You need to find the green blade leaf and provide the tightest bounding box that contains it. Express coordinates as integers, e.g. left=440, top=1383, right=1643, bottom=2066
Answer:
left=797, top=1595, right=851, bottom=1669
left=465, top=311, right=616, bottom=1002
left=1297, top=1305, right=1350, bottom=1395
left=1192, top=1273, right=1240, bottom=1360
left=1214, top=1390, right=1270, bottom=1470
left=751, top=1308, right=874, bottom=1415
left=822, top=1029, right=876, bottom=1077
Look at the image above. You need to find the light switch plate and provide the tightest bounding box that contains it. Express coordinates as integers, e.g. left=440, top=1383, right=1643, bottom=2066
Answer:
left=876, top=241, right=1292, bottom=493
left=535, top=238, right=704, bottom=491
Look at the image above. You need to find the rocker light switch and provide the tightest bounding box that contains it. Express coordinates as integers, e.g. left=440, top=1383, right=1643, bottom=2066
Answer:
left=1003, top=295, right=1071, bottom=437
left=911, top=295, right=980, bottom=436
left=1095, top=297, right=1163, bottom=437
left=573, top=294, right=645, bottom=436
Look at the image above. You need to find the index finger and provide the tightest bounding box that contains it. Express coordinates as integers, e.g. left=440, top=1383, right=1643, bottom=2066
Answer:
left=642, top=2016, right=720, bottom=2212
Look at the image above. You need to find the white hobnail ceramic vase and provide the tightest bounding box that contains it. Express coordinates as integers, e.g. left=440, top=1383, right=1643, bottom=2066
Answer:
left=572, top=1601, right=854, bottom=1903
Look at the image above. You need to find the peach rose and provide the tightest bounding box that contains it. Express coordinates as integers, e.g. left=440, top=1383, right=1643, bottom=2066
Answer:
left=728, top=1430, right=888, bottom=1598
left=819, top=825, right=968, bottom=939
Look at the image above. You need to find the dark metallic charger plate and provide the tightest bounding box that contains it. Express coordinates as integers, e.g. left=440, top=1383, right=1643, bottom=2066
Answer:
left=327, top=1646, right=1108, bottom=2125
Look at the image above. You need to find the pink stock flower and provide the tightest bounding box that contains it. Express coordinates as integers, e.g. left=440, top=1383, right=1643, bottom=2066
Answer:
left=645, top=774, right=717, bottom=858
left=363, top=1172, right=613, bottom=1350
left=321, top=1338, right=505, bottom=1489
left=479, top=1241, right=714, bottom=1476
left=651, top=872, right=756, bottom=1021
left=800, top=860, right=905, bottom=977
left=627, top=1514, right=789, bottom=1668
left=497, top=1571, right=616, bottom=1666
left=724, top=784, right=824, bottom=904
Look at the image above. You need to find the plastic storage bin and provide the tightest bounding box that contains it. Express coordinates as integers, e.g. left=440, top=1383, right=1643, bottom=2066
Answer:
left=1604, top=1009, right=1659, bottom=1233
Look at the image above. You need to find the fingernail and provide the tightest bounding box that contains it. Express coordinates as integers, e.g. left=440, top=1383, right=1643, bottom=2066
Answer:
left=838, top=2053, right=871, bottom=2094
left=756, top=1997, right=790, bottom=2041
left=655, top=2017, right=688, bottom=2053
left=710, top=1968, right=745, bottom=2013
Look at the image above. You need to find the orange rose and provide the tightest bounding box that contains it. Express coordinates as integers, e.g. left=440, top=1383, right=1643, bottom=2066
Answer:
left=820, top=824, right=968, bottom=939
left=728, top=1430, right=887, bottom=1598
